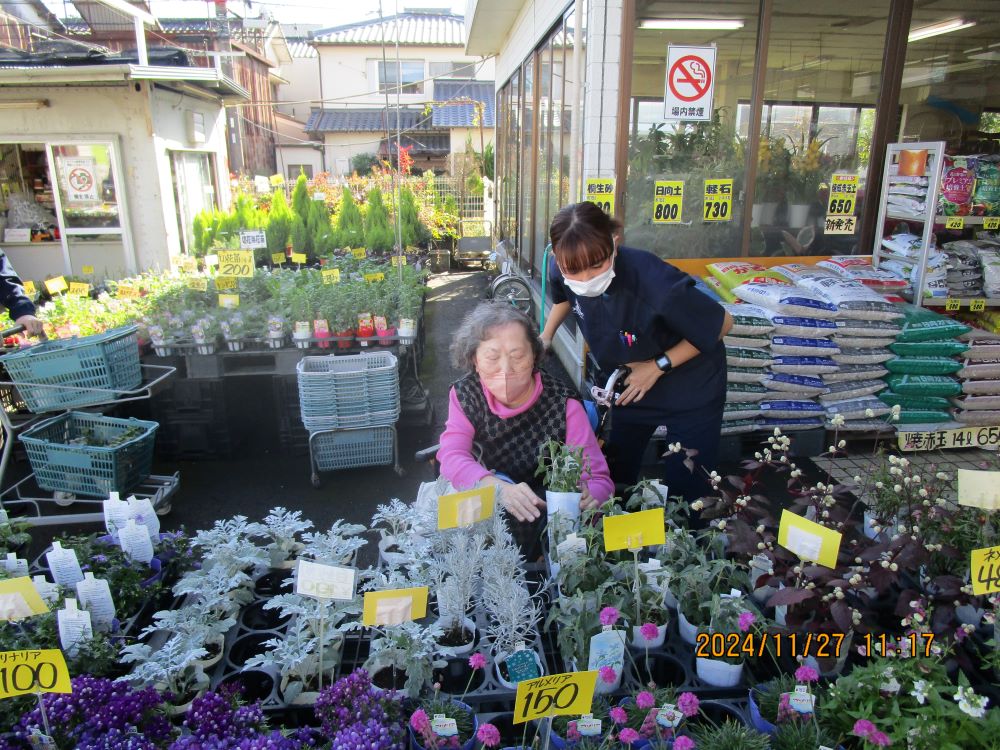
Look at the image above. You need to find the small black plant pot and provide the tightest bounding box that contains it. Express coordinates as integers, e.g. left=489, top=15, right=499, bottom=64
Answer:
left=371, top=666, right=408, bottom=691
left=436, top=657, right=485, bottom=695
left=227, top=632, right=275, bottom=669
left=219, top=669, right=274, bottom=703
left=254, top=570, right=293, bottom=597
left=629, top=653, right=686, bottom=688
left=241, top=600, right=291, bottom=630
left=686, top=700, right=744, bottom=730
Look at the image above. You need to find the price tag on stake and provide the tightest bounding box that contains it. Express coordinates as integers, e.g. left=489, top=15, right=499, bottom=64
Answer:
left=438, top=487, right=495, bottom=528
left=81, top=265, right=94, bottom=275
left=970, top=545, right=1000, bottom=595
left=272, top=252, right=286, bottom=265
left=984, top=217, right=1000, bottom=231
left=116, top=284, right=140, bottom=299
left=215, top=276, right=238, bottom=291
left=364, top=272, right=384, bottom=283
left=291, top=252, right=307, bottom=264
left=603, top=508, right=666, bottom=551
left=362, top=587, right=428, bottom=626
left=187, top=278, right=208, bottom=291
left=45, top=542, right=83, bottom=587
left=351, top=248, right=367, bottom=259
left=67, top=282, right=90, bottom=297
left=0, top=649, right=71, bottom=699
left=970, top=298, right=987, bottom=312
left=22, top=280, right=35, bottom=297
left=513, top=671, right=598, bottom=724
left=295, top=560, right=356, bottom=600
left=322, top=269, right=340, bottom=284
left=44, top=277, right=67, bottom=295
left=946, top=216, right=965, bottom=230
left=0, top=577, right=48, bottom=621
left=391, top=255, right=406, bottom=267
left=57, top=599, right=92, bottom=657
left=577, top=715, right=602, bottom=736
left=239, top=230, right=266, bottom=249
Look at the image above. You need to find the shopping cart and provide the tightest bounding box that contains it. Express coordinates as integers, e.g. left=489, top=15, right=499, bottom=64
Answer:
left=0, top=324, right=180, bottom=526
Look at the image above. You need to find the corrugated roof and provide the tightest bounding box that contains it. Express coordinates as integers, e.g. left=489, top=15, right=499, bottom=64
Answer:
left=312, top=11, right=465, bottom=47
left=63, top=18, right=218, bottom=35
left=431, top=79, right=494, bottom=128
left=287, top=40, right=316, bottom=58
left=379, top=133, right=451, bottom=156
left=305, top=107, right=434, bottom=133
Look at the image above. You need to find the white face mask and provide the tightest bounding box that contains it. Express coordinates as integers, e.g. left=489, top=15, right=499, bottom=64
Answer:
left=564, top=252, right=616, bottom=297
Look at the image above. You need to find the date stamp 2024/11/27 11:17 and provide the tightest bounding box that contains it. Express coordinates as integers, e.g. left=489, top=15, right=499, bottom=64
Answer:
left=693, top=631, right=937, bottom=660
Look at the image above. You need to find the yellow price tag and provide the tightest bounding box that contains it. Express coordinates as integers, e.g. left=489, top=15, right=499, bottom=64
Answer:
left=971, top=545, right=1000, bottom=595
left=0, top=649, right=71, bottom=699
left=44, top=276, right=67, bottom=295
left=984, top=217, right=1000, bottom=231
left=364, top=272, right=385, bottom=283
left=67, top=282, right=90, bottom=297
left=362, top=587, right=428, bottom=626
left=322, top=269, right=341, bottom=285
left=391, top=255, right=406, bottom=267
left=945, top=298, right=961, bottom=311
left=21, top=280, right=35, bottom=297
left=0, top=577, right=48, bottom=621
left=116, top=284, right=140, bottom=299
left=438, top=487, right=495, bottom=529
left=703, top=179, right=733, bottom=222
left=218, top=294, right=240, bottom=308
left=290, top=252, right=307, bottom=264
left=215, top=276, right=238, bottom=291
left=603, top=508, right=666, bottom=552
left=584, top=178, right=616, bottom=215
left=218, top=250, right=254, bottom=278
left=81, top=265, right=94, bottom=275
left=351, top=248, right=367, bottom=259
left=826, top=174, right=859, bottom=216
left=652, top=181, right=683, bottom=224
left=970, top=298, right=987, bottom=312
left=946, top=216, right=965, bottom=230
left=958, top=469, right=1000, bottom=510
left=187, top=278, right=209, bottom=292
left=513, top=671, right=598, bottom=724
left=272, top=252, right=286, bottom=265
left=778, top=509, right=842, bottom=569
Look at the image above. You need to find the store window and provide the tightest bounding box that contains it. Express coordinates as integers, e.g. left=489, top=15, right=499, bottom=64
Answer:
left=170, top=151, right=218, bottom=256
left=0, top=142, right=59, bottom=244
left=51, top=143, right=122, bottom=232
left=377, top=60, right=424, bottom=94
left=287, top=164, right=313, bottom=180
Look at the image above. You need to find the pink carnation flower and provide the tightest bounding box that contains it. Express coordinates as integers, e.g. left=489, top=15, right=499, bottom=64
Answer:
left=737, top=611, right=756, bottom=632
left=599, top=666, right=618, bottom=684
left=600, top=607, right=621, bottom=626
left=673, top=737, right=695, bottom=750
left=794, top=665, right=819, bottom=683
left=636, top=691, right=655, bottom=710
left=610, top=706, right=628, bottom=724
left=677, top=692, right=699, bottom=718
left=410, top=708, right=430, bottom=733
left=619, top=728, right=640, bottom=745
left=566, top=721, right=581, bottom=742
left=639, top=622, right=660, bottom=641
left=468, top=652, right=487, bottom=670
left=477, top=723, right=501, bottom=748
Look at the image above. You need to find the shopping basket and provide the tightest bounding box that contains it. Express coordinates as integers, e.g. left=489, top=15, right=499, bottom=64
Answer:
left=20, top=411, right=158, bottom=496
left=309, top=426, right=395, bottom=471
left=0, top=326, right=142, bottom=412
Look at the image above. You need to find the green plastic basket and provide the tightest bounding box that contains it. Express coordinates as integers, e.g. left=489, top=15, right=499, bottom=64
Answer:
left=20, top=411, right=158, bottom=497
left=0, top=326, right=142, bottom=412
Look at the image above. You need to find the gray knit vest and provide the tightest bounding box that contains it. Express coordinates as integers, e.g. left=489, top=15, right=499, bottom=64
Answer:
left=453, top=371, right=580, bottom=486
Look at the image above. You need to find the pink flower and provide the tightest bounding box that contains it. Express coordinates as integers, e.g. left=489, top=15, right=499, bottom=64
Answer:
left=599, top=666, right=618, bottom=684
left=610, top=706, right=628, bottom=724
left=618, top=728, right=641, bottom=745
left=639, top=622, right=660, bottom=641
left=468, top=652, right=487, bottom=670
left=673, top=737, right=695, bottom=750
left=566, top=721, right=581, bottom=742
left=410, top=708, right=430, bottom=733
left=600, top=607, right=621, bottom=627
left=853, top=719, right=877, bottom=738
left=677, top=692, right=699, bottom=718
left=794, top=665, right=819, bottom=683
left=869, top=731, right=892, bottom=747
left=477, top=723, right=501, bottom=748
left=636, top=691, right=656, bottom=710
left=737, top=611, right=756, bottom=632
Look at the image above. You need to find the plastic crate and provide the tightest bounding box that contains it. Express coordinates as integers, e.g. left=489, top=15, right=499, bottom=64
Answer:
left=310, top=427, right=395, bottom=471
left=20, top=411, right=158, bottom=496
left=0, top=326, right=142, bottom=412
left=297, top=352, right=400, bottom=427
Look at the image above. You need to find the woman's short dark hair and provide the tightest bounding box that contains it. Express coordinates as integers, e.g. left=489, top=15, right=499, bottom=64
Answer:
left=549, top=202, right=624, bottom=274
left=450, top=302, right=543, bottom=372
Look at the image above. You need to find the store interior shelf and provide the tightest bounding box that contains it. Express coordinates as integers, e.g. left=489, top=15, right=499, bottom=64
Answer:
left=886, top=211, right=1000, bottom=226
left=922, top=298, right=1000, bottom=308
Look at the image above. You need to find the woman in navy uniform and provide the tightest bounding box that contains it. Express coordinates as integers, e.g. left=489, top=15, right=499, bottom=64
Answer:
left=541, top=202, right=732, bottom=507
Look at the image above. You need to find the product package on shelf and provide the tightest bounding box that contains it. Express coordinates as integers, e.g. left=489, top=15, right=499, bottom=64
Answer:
left=816, top=255, right=911, bottom=296
left=938, top=155, right=978, bottom=217
left=951, top=332, right=1000, bottom=425
left=973, top=155, right=1000, bottom=217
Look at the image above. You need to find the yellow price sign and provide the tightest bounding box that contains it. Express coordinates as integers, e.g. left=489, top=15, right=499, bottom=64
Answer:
left=21, top=280, right=35, bottom=297
left=652, top=181, right=683, bottom=224
left=984, top=217, right=1000, bottom=231
left=778, top=509, right=843, bottom=569
left=116, top=284, right=140, bottom=299
left=290, top=252, right=307, bottom=264
left=391, top=255, right=406, bottom=267
left=272, top=252, right=286, bottom=265
left=970, top=298, right=987, bottom=312
left=215, top=276, right=238, bottom=291
left=322, top=269, right=341, bottom=285
left=703, top=178, right=733, bottom=222
left=514, top=671, right=598, bottom=724
left=0, top=577, right=48, bottom=622
left=945, top=298, right=961, bottom=311
left=603, top=508, right=666, bottom=551
left=946, top=217, right=965, bottom=230
left=438, top=487, right=495, bottom=529
left=67, top=282, right=90, bottom=297
left=362, top=586, right=428, bottom=626
left=584, top=178, right=616, bottom=215
left=364, top=272, right=385, bottom=283
left=218, top=250, right=254, bottom=278
left=827, top=174, right=859, bottom=216
left=351, top=248, right=367, bottom=259
left=187, top=278, right=209, bottom=292
left=81, top=265, right=95, bottom=275
left=218, top=294, right=240, bottom=308
left=0, top=649, right=71, bottom=699
left=971, top=545, right=1000, bottom=595
left=44, top=276, right=67, bottom=295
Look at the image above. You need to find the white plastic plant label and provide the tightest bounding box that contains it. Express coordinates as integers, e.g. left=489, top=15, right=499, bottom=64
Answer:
left=295, top=560, right=356, bottom=601
left=656, top=704, right=682, bottom=729
left=76, top=572, right=116, bottom=633
left=32, top=576, right=59, bottom=604
left=4, top=553, right=28, bottom=577
left=784, top=526, right=823, bottom=563
left=103, top=493, right=129, bottom=538
left=431, top=715, right=458, bottom=738
left=57, top=598, right=93, bottom=657
left=118, top=519, right=154, bottom=564
left=577, top=715, right=602, bottom=737
left=587, top=629, right=626, bottom=680
left=374, top=596, right=412, bottom=626
left=127, top=496, right=160, bottom=542
left=45, top=542, right=84, bottom=587
left=556, top=532, right=587, bottom=561
left=788, top=685, right=815, bottom=714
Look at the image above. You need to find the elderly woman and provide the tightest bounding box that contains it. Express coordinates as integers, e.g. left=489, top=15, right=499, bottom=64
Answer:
left=438, top=303, right=613, bottom=549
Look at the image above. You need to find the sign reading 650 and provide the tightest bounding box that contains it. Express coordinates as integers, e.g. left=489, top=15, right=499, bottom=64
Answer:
left=217, top=250, right=255, bottom=278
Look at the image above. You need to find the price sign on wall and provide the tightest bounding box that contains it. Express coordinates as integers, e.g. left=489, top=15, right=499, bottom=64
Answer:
left=652, top=181, right=683, bottom=224
left=703, top=179, right=733, bottom=222
left=984, top=218, right=1000, bottom=230
left=584, top=178, right=616, bottom=215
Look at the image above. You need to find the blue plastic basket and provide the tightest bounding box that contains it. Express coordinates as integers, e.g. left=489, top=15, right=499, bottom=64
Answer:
left=310, top=427, right=395, bottom=471
left=297, top=352, right=399, bottom=429
left=20, top=411, right=158, bottom=496
left=0, top=326, right=142, bottom=412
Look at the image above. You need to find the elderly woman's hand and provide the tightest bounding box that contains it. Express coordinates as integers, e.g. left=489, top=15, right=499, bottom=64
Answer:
left=497, top=482, right=546, bottom=522
left=579, top=487, right=600, bottom=512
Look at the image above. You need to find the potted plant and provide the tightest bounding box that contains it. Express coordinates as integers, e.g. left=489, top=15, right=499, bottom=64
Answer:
left=672, top=555, right=747, bottom=645
left=140, top=604, right=236, bottom=671
left=314, top=669, right=407, bottom=747
left=771, top=722, right=839, bottom=750
left=482, top=574, right=544, bottom=689
left=189, top=313, right=220, bottom=355
left=433, top=534, right=486, bottom=656
left=299, top=519, right=368, bottom=567
left=694, top=593, right=757, bottom=687
left=219, top=309, right=249, bottom=351
left=363, top=621, right=445, bottom=697
left=255, top=506, right=313, bottom=568
left=536, top=440, right=586, bottom=521
left=397, top=283, right=420, bottom=345
left=288, top=287, right=313, bottom=349
left=120, top=632, right=212, bottom=713
left=0, top=512, right=31, bottom=556
left=263, top=300, right=287, bottom=349
left=409, top=687, right=479, bottom=750
left=324, top=295, right=354, bottom=350
left=371, top=498, right=414, bottom=566
left=689, top=718, right=770, bottom=750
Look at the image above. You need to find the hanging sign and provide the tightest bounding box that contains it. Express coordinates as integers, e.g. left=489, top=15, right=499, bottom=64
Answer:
left=584, top=178, right=616, bottom=215
left=899, top=425, right=1000, bottom=452
left=513, top=671, right=598, bottom=724
left=652, top=181, right=684, bottom=224
left=0, top=649, right=72, bottom=699
left=703, top=179, right=733, bottom=222
left=777, top=510, right=842, bottom=569
left=239, top=230, right=267, bottom=250
left=664, top=45, right=716, bottom=121
left=438, top=487, right=495, bottom=529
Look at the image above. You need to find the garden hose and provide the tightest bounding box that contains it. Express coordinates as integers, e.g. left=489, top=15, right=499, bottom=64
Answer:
left=540, top=244, right=552, bottom=334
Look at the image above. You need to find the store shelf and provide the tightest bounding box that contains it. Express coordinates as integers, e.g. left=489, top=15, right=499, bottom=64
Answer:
left=886, top=211, right=1000, bottom=227
left=922, top=298, right=1000, bottom=308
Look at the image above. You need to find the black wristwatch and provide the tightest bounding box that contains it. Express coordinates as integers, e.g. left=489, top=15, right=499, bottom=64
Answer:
left=655, top=353, right=673, bottom=373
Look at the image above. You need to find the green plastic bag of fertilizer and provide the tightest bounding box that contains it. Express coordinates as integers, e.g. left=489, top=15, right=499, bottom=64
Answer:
left=889, top=340, right=970, bottom=357
left=895, top=409, right=951, bottom=424
left=879, top=391, right=952, bottom=410
left=884, top=358, right=963, bottom=375
left=895, top=304, right=971, bottom=342
left=886, top=374, right=963, bottom=397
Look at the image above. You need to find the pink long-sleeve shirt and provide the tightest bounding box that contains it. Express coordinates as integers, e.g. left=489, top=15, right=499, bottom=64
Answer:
left=438, top=371, right=614, bottom=502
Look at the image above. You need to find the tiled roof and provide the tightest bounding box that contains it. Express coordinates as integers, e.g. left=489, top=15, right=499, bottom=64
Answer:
left=305, top=108, right=433, bottom=133
left=379, top=133, right=451, bottom=156
left=287, top=41, right=316, bottom=58
left=63, top=18, right=220, bottom=35
left=313, top=11, right=465, bottom=47
left=431, top=79, right=495, bottom=128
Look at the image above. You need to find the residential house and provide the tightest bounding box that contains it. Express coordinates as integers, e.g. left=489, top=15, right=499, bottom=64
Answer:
left=274, top=26, right=324, bottom=180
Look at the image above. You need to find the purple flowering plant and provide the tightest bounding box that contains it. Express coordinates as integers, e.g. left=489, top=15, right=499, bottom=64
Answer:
left=313, top=669, right=406, bottom=750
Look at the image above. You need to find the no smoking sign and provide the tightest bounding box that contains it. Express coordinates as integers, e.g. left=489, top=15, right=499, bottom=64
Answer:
left=664, top=45, right=716, bottom=122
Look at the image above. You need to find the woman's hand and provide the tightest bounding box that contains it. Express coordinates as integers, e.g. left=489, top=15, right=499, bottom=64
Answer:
left=617, top=359, right=664, bottom=406
left=579, top=487, right=600, bottom=512
left=497, top=481, right=546, bottom=522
